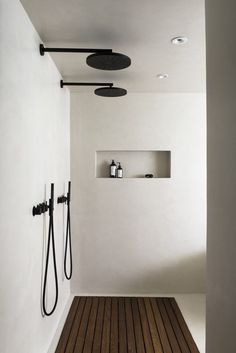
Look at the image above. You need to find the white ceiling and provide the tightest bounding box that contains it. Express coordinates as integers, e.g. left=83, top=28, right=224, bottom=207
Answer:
left=20, top=0, right=206, bottom=93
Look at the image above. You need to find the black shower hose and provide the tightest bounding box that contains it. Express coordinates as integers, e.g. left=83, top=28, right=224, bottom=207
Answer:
left=64, top=181, right=72, bottom=280
left=42, top=183, right=58, bottom=316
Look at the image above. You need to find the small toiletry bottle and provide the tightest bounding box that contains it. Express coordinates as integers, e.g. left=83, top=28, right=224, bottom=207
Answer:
left=110, top=160, right=117, bottom=178
left=117, top=162, right=123, bottom=178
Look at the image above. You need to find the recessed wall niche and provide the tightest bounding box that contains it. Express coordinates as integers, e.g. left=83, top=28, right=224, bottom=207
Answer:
left=96, top=150, right=171, bottom=178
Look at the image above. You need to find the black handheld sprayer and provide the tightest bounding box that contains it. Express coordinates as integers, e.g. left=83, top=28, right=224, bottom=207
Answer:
left=58, top=181, right=72, bottom=280
left=42, top=183, right=58, bottom=316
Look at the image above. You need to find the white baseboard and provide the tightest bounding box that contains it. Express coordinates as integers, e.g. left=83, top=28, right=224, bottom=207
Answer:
left=71, top=292, right=205, bottom=297
left=47, top=294, right=74, bottom=353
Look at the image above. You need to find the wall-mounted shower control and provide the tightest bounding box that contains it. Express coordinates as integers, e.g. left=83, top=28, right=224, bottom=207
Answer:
left=57, top=195, right=67, bottom=204
left=32, top=201, right=49, bottom=216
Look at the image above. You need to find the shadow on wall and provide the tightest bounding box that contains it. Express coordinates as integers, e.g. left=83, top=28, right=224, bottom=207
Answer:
left=77, top=251, right=206, bottom=295
left=119, top=251, right=206, bottom=294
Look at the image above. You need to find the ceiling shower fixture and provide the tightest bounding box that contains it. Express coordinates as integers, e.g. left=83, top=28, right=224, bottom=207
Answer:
left=60, top=80, right=127, bottom=97
left=86, top=52, right=131, bottom=70
left=39, top=44, right=131, bottom=70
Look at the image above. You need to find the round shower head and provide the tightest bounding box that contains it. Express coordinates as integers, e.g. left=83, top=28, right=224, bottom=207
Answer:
left=94, top=86, right=127, bottom=97
left=86, top=52, right=131, bottom=70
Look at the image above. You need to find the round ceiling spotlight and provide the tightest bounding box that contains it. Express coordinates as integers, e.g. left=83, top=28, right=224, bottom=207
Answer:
left=156, top=73, right=168, bottom=79
left=171, top=36, right=188, bottom=45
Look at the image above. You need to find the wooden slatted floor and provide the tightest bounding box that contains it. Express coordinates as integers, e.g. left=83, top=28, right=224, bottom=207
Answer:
left=55, top=297, right=199, bottom=353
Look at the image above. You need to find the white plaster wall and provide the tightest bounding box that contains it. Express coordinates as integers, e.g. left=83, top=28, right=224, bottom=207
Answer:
left=206, top=1, right=236, bottom=352
left=0, top=1, right=70, bottom=352
left=71, top=93, right=206, bottom=295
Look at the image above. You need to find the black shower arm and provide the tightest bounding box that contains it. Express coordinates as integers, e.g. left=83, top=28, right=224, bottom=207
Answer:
left=40, top=44, right=112, bottom=56
left=60, top=80, right=113, bottom=88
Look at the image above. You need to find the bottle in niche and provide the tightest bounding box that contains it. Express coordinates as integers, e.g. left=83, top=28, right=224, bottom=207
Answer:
left=110, top=160, right=117, bottom=178
left=117, top=162, right=123, bottom=178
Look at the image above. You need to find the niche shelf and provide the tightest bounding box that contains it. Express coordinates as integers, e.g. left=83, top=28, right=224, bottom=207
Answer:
left=96, top=150, right=171, bottom=178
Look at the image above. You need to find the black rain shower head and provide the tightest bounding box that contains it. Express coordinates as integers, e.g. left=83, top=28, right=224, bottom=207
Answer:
left=60, top=80, right=127, bottom=97
left=94, top=87, right=127, bottom=97
left=86, top=52, right=131, bottom=71
left=40, top=44, right=131, bottom=70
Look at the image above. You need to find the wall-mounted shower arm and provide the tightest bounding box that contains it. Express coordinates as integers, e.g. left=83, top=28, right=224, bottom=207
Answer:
left=40, top=44, right=112, bottom=56
left=60, top=80, right=126, bottom=97
left=60, top=80, right=113, bottom=88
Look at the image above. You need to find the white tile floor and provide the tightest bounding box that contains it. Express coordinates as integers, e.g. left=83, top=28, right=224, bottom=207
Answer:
left=175, top=294, right=205, bottom=353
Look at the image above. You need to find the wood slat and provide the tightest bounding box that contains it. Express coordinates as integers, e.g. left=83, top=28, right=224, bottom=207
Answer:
left=55, top=297, right=80, bottom=353
left=156, top=298, right=182, bottom=353
left=118, top=297, right=128, bottom=353
left=54, top=296, right=200, bottom=353
left=92, top=297, right=106, bottom=353
left=163, top=298, right=191, bottom=353
left=65, top=296, right=86, bottom=353
left=83, top=297, right=99, bottom=353
left=73, top=297, right=93, bottom=353
left=137, top=298, right=155, bottom=353
left=169, top=298, right=200, bottom=353
left=131, top=298, right=146, bottom=353
left=150, top=298, right=172, bottom=353
left=143, top=298, right=163, bottom=353
left=125, top=297, right=137, bottom=353
left=101, top=297, right=112, bottom=353
left=110, top=297, right=119, bottom=353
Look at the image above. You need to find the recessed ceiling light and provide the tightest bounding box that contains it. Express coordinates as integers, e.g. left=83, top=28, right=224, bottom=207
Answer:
left=171, top=36, right=188, bottom=45
left=156, top=73, right=168, bottom=79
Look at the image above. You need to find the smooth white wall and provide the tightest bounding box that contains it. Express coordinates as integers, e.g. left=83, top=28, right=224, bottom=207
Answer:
left=71, top=93, right=206, bottom=295
left=206, top=1, right=236, bottom=352
left=0, top=1, right=70, bottom=353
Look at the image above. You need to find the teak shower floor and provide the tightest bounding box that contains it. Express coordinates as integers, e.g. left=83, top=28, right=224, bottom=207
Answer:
left=55, top=297, right=199, bottom=353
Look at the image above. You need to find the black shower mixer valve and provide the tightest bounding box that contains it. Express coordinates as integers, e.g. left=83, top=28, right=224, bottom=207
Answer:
left=57, top=195, right=68, bottom=204
left=57, top=184, right=71, bottom=205
left=32, top=201, right=49, bottom=216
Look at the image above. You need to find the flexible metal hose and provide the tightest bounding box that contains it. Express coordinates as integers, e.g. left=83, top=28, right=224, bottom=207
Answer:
left=42, top=183, right=58, bottom=316
left=64, top=181, right=72, bottom=280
